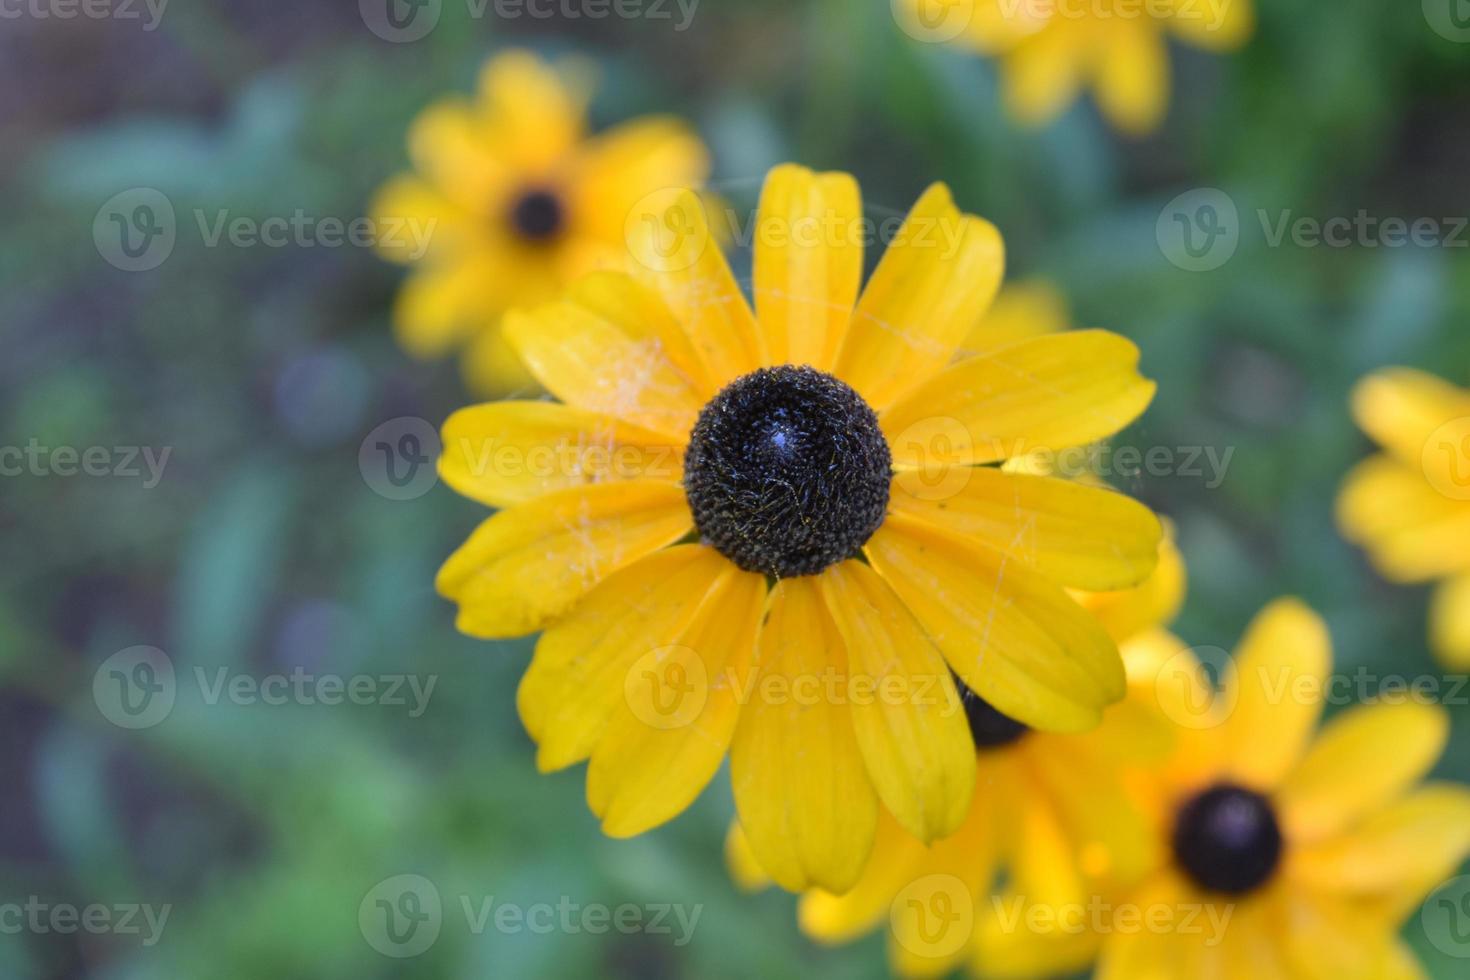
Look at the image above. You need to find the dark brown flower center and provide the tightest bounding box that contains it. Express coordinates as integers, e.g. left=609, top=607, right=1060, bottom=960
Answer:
left=509, top=188, right=565, bottom=242
left=682, top=366, right=891, bottom=578
left=1172, top=783, right=1283, bottom=895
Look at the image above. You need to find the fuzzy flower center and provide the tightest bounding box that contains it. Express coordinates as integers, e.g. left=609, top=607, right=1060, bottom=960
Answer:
left=509, top=187, right=565, bottom=242
left=682, top=366, right=891, bottom=578
left=1172, top=783, right=1284, bottom=895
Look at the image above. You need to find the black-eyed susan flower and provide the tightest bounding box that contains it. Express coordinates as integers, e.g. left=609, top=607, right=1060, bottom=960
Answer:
left=1090, top=599, right=1470, bottom=978
left=436, top=163, right=1162, bottom=890
left=1338, top=368, right=1470, bottom=670
left=725, top=533, right=1187, bottom=979
left=898, top=0, right=1253, bottom=134
left=370, top=49, right=710, bottom=394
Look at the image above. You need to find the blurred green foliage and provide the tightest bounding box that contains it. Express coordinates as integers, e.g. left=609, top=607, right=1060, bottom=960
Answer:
left=2, top=1, right=1469, bottom=977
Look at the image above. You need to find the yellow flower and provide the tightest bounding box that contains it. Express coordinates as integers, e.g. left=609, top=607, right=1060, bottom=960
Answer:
left=1092, top=599, right=1470, bottom=978
left=1338, top=368, right=1470, bottom=670
left=370, top=50, right=710, bottom=394
left=436, top=163, right=1162, bottom=888
left=725, top=533, right=1187, bottom=979
left=900, top=0, right=1254, bottom=134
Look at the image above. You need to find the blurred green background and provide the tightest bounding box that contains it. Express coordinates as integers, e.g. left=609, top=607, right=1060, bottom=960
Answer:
left=3, top=0, right=1470, bottom=977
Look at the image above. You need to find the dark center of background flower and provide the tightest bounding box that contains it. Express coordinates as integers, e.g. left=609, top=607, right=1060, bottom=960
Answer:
left=683, top=365, right=891, bottom=578
left=509, top=187, right=566, bottom=242
left=953, top=673, right=1030, bottom=749
left=1172, top=783, right=1283, bottom=895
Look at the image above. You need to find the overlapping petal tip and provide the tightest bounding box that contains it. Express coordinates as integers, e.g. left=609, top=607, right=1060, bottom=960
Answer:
left=730, top=577, right=879, bottom=894
left=753, top=163, right=864, bottom=371
left=834, top=182, right=1005, bottom=410
left=435, top=481, right=692, bottom=640
left=439, top=401, right=683, bottom=509
left=1278, top=699, right=1450, bottom=845
left=1219, top=597, right=1331, bottom=792
left=880, top=330, right=1157, bottom=469
left=865, top=513, right=1126, bottom=735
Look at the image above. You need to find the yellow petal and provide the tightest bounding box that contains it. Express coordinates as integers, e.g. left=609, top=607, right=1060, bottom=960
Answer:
left=503, top=297, right=706, bottom=440
left=367, top=174, right=479, bottom=266
left=436, top=481, right=691, bottom=639
left=567, top=116, right=711, bottom=244
left=729, top=577, right=879, bottom=893
left=1164, top=0, right=1255, bottom=51
left=1002, top=25, right=1085, bottom=128
left=516, top=545, right=727, bottom=770
left=1273, top=888, right=1407, bottom=980
left=475, top=50, right=586, bottom=173
left=568, top=270, right=716, bottom=397
left=752, top=164, right=864, bottom=370
left=1278, top=701, right=1449, bottom=843
left=880, top=331, right=1156, bottom=467
left=833, top=183, right=1005, bottom=410
left=391, top=255, right=504, bottom=358
left=585, top=562, right=765, bottom=837
left=1075, top=528, right=1187, bottom=645
left=1093, top=872, right=1196, bottom=980
left=459, top=322, right=544, bottom=398
left=865, top=513, right=1125, bottom=734
left=1352, top=367, right=1470, bottom=466
left=884, top=783, right=1005, bottom=978
left=724, top=822, right=772, bottom=892
left=624, top=187, right=764, bottom=386
left=439, top=401, right=683, bottom=508
left=956, top=278, right=1070, bottom=358
left=1093, top=20, right=1169, bottom=136
left=799, top=809, right=930, bottom=945
left=405, top=97, right=513, bottom=213
left=889, top=468, right=1162, bottom=591
left=1336, top=455, right=1470, bottom=583
left=1430, top=571, right=1470, bottom=671
left=817, top=561, right=977, bottom=843
left=1290, top=784, right=1470, bottom=894
left=1219, top=598, right=1331, bottom=791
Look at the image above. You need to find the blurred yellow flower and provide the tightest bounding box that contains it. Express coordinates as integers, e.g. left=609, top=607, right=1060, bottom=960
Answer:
left=1338, top=368, right=1470, bottom=670
left=1093, top=600, right=1470, bottom=978
left=899, top=0, right=1254, bottom=134
left=725, top=533, right=1187, bottom=979
left=957, top=278, right=1070, bottom=357
left=435, top=163, right=1162, bottom=886
left=370, top=50, right=711, bottom=394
